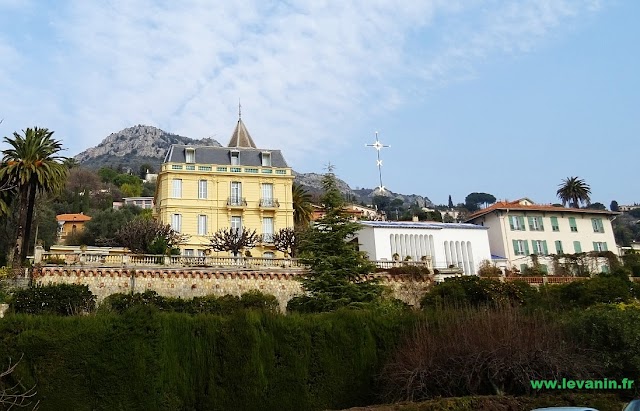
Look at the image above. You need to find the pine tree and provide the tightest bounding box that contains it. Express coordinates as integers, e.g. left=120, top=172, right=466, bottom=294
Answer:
left=288, top=167, right=383, bottom=312
left=448, top=195, right=454, bottom=209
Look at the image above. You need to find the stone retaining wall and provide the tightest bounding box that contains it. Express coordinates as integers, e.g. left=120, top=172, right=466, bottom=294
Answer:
left=35, top=267, right=432, bottom=310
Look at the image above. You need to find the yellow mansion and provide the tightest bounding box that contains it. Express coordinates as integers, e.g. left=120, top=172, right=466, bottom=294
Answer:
left=154, top=117, right=295, bottom=257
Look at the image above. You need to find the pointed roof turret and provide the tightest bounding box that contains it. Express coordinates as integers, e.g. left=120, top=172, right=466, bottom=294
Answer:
left=227, top=101, right=257, bottom=148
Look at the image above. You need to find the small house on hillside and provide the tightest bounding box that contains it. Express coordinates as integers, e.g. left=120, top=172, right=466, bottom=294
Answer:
left=56, top=213, right=92, bottom=243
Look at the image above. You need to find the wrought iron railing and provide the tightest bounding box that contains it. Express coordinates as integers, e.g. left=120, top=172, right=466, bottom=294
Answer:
left=259, top=198, right=279, bottom=207
left=227, top=197, right=247, bottom=206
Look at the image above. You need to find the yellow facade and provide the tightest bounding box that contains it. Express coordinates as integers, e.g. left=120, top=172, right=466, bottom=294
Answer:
left=154, top=121, right=294, bottom=257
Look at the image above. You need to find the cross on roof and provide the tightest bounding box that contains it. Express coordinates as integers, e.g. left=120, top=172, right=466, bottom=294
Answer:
left=365, top=131, right=390, bottom=193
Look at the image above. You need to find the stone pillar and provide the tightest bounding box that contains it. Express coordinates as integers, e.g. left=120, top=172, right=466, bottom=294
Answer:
left=34, top=245, right=44, bottom=264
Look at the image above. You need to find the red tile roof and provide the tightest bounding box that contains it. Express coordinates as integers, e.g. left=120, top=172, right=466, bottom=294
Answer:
left=466, top=199, right=618, bottom=221
left=56, top=213, right=92, bottom=222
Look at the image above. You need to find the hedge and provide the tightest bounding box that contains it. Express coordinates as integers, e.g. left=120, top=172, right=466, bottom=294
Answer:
left=0, top=309, right=415, bottom=411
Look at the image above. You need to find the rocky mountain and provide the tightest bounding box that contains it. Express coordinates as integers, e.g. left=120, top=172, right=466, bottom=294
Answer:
left=293, top=172, right=434, bottom=207
left=74, top=125, right=433, bottom=207
left=74, top=125, right=221, bottom=172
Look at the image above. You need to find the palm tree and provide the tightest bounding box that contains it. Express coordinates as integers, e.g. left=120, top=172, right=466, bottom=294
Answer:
left=292, top=183, right=313, bottom=227
left=0, top=127, right=67, bottom=267
left=556, top=176, right=591, bottom=208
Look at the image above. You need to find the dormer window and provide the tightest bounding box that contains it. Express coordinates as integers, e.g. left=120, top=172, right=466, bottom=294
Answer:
left=185, top=148, right=195, bottom=163
left=261, top=151, right=271, bottom=167
left=230, top=150, right=240, bottom=165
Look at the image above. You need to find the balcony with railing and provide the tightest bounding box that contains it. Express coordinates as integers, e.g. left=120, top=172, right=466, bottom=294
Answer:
left=261, top=233, right=274, bottom=244
left=259, top=198, right=279, bottom=208
left=226, top=197, right=247, bottom=207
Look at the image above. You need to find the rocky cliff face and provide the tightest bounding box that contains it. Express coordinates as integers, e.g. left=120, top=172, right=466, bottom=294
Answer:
left=74, top=125, right=221, bottom=170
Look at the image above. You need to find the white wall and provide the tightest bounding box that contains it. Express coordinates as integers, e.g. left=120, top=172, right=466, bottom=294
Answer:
left=468, top=210, right=618, bottom=273
left=356, top=222, right=492, bottom=275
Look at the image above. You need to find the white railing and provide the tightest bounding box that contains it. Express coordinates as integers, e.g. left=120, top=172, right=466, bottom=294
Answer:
left=38, top=251, right=304, bottom=269
left=374, top=259, right=433, bottom=270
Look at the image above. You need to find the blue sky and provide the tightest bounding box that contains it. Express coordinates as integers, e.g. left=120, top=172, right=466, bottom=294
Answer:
left=0, top=1, right=638, bottom=206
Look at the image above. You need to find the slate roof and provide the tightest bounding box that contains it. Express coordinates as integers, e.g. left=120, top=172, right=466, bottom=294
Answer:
left=164, top=145, right=289, bottom=168
left=163, top=118, right=290, bottom=167
left=227, top=118, right=257, bottom=148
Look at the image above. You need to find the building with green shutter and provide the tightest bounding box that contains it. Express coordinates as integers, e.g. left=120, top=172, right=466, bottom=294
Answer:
left=465, top=198, right=619, bottom=275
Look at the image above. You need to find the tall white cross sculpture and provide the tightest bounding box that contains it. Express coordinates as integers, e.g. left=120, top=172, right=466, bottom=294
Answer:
left=365, top=131, right=390, bottom=193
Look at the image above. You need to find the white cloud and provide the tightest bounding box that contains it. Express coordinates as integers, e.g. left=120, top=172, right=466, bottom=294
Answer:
left=0, top=0, right=603, bottom=162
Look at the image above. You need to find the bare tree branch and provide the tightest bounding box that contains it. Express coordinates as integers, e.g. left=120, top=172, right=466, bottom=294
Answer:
left=207, top=228, right=259, bottom=256
left=1, top=354, right=39, bottom=410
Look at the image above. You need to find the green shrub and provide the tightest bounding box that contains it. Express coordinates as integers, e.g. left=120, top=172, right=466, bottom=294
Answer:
left=100, top=290, right=280, bottom=315
left=420, top=276, right=538, bottom=308
left=11, top=284, right=96, bottom=315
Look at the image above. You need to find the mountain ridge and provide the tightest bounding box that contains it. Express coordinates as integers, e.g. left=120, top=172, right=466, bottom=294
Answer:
left=74, top=125, right=433, bottom=206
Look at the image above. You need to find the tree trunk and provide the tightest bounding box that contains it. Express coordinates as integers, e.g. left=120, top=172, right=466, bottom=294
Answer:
left=11, top=184, right=30, bottom=268
left=21, top=179, right=37, bottom=262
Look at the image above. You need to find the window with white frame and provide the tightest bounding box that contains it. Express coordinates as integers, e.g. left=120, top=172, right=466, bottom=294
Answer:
left=185, top=148, right=195, bottom=163
left=231, top=216, right=242, bottom=233
left=230, top=150, right=240, bottom=165
left=198, top=215, right=207, bottom=236
left=513, top=239, right=527, bottom=255
left=172, top=179, right=182, bottom=198
left=261, top=183, right=274, bottom=206
left=593, top=242, right=608, bottom=252
left=528, top=216, right=544, bottom=231
left=171, top=214, right=182, bottom=232
left=230, top=182, right=242, bottom=204
left=262, top=217, right=274, bottom=243
left=263, top=251, right=275, bottom=259
left=509, top=215, right=525, bottom=231
left=532, top=240, right=547, bottom=255
left=261, top=152, right=271, bottom=167
left=184, top=249, right=194, bottom=256
left=198, top=180, right=207, bottom=199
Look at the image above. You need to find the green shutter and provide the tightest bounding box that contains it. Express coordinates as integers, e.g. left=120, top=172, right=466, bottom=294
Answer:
left=540, top=264, right=548, bottom=273
left=520, top=264, right=528, bottom=273
left=519, top=216, right=526, bottom=231
left=512, top=239, right=519, bottom=255
left=551, top=216, right=559, bottom=231
left=592, top=242, right=598, bottom=251
left=509, top=216, right=515, bottom=230
left=603, top=242, right=608, bottom=251
left=569, top=217, right=577, bottom=231
left=524, top=241, right=530, bottom=255
left=574, top=241, right=582, bottom=253
left=528, top=216, right=534, bottom=230
left=555, top=240, right=563, bottom=254
left=542, top=240, right=548, bottom=255
left=591, top=219, right=597, bottom=231
left=601, top=265, right=609, bottom=273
